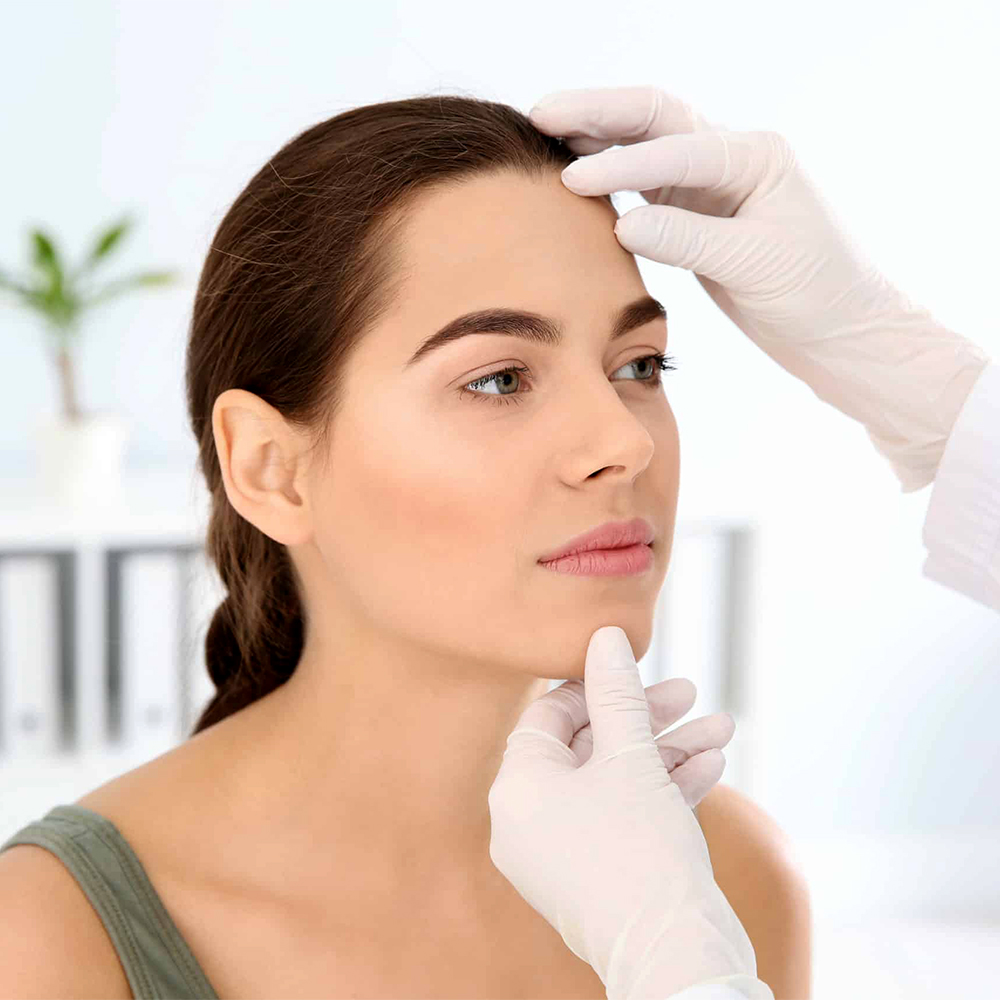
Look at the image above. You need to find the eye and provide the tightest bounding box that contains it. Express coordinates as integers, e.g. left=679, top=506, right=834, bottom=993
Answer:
left=458, top=352, right=678, bottom=409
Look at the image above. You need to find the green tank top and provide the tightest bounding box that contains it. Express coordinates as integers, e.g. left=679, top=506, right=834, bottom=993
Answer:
left=0, top=804, right=220, bottom=999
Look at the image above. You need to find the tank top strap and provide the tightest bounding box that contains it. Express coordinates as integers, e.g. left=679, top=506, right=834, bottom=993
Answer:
left=0, top=804, right=219, bottom=999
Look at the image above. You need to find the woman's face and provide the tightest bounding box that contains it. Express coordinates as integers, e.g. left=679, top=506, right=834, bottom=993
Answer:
left=298, top=168, right=680, bottom=682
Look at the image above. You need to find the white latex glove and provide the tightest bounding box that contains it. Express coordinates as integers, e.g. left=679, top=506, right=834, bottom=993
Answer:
left=575, top=673, right=730, bottom=810
left=488, top=626, right=774, bottom=1000
left=529, top=85, right=993, bottom=494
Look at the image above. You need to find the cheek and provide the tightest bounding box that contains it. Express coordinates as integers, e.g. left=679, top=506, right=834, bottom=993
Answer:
left=321, top=408, right=534, bottom=639
left=338, top=409, right=508, bottom=558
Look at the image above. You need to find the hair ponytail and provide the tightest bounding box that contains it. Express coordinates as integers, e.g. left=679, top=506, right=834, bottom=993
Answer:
left=190, top=490, right=304, bottom=735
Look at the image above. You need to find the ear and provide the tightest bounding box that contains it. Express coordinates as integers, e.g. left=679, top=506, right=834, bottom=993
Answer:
left=211, top=387, right=316, bottom=547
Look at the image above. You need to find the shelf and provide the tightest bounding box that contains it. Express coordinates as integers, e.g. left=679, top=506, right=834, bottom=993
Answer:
left=0, top=464, right=211, bottom=547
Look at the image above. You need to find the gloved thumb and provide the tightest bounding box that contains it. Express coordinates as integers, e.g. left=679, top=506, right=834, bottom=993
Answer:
left=584, top=626, right=661, bottom=767
left=615, top=204, right=754, bottom=289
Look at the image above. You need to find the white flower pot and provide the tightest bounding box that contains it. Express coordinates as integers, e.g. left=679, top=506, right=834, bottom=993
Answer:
left=33, top=411, right=129, bottom=507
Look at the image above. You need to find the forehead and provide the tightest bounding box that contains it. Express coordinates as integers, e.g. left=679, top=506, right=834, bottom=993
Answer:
left=389, top=170, right=637, bottom=319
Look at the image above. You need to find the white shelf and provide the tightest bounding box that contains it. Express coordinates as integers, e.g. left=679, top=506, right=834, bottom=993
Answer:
left=0, top=464, right=211, bottom=547
left=0, top=464, right=223, bottom=764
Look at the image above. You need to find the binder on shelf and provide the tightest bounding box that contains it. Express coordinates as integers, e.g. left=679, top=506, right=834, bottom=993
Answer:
left=119, top=550, right=184, bottom=757
left=0, top=555, right=61, bottom=757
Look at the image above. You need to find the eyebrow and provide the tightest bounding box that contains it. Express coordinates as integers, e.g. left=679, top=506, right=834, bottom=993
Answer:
left=404, top=294, right=667, bottom=367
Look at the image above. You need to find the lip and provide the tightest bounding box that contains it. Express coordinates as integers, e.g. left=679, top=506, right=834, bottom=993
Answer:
left=537, top=516, right=656, bottom=564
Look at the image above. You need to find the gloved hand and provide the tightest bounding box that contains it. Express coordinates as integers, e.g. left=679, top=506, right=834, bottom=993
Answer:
left=488, top=626, right=775, bottom=1000
left=557, top=670, right=729, bottom=811
left=529, top=85, right=993, bottom=493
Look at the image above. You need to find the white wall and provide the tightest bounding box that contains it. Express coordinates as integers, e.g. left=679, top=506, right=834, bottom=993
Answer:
left=2, top=0, right=999, bottom=920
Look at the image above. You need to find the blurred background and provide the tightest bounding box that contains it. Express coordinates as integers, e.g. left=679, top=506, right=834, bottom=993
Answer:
left=1, top=1, right=998, bottom=997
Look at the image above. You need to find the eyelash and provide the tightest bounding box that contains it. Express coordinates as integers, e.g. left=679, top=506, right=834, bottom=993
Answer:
left=459, top=352, right=679, bottom=408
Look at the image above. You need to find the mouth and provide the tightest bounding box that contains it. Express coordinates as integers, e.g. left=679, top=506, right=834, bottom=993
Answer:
left=537, top=541, right=654, bottom=577
left=537, top=516, right=656, bottom=564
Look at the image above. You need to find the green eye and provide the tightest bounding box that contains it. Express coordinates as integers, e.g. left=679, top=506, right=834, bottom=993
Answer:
left=459, top=352, right=678, bottom=408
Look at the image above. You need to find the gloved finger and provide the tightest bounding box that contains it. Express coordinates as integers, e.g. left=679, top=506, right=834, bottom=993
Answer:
left=503, top=687, right=585, bottom=772
left=568, top=676, right=696, bottom=760
left=668, top=748, right=728, bottom=809
left=583, top=626, right=666, bottom=766
left=559, top=130, right=771, bottom=208
left=645, top=676, right=697, bottom=726
left=528, top=85, right=716, bottom=145
left=616, top=203, right=763, bottom=290
left=504, top=670, right=698, bottom=770
left=654, top=711, right=736, bottom=759
left=573, top=710, right=733, bottom=770
left=571, top=730, right=689, bottom=772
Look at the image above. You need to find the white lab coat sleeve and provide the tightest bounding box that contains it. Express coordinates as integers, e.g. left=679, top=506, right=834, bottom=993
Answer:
left=658, top=973, right=775, bottom=1000
left=921, top=360, right=1000, bottom=613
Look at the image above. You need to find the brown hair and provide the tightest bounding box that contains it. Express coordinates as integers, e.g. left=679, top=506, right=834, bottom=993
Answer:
left=185, top=92, right=616, bottom=736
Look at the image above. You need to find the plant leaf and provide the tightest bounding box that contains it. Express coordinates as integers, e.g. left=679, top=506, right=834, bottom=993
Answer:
left=81, top=215, right=135, bottom=273
left=31, top=230, right=63, bottom=288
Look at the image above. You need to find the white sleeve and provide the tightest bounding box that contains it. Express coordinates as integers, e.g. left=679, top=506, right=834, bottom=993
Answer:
left=661, top=973, right=775, bottom=1000
left=921, top=360, right=1000, bottom=613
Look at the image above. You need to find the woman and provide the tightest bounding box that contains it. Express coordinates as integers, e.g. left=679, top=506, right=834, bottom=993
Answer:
left=0, top=94, right=811, bottom=999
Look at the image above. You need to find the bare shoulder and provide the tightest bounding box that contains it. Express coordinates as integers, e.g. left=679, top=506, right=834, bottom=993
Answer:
left=0, top=841, right=133, bottom=998
left=695, top=782, right=803, bottom=872
left=694, top=782, right=813, bottom=999
left=694, top=779, right=810, bottom=905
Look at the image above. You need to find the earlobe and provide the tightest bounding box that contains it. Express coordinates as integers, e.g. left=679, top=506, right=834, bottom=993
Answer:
left=211, top=388, right=314, bottom=547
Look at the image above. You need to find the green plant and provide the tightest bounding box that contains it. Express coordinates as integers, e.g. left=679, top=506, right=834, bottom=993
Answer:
left=0, top=213, right=180, bottom=422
